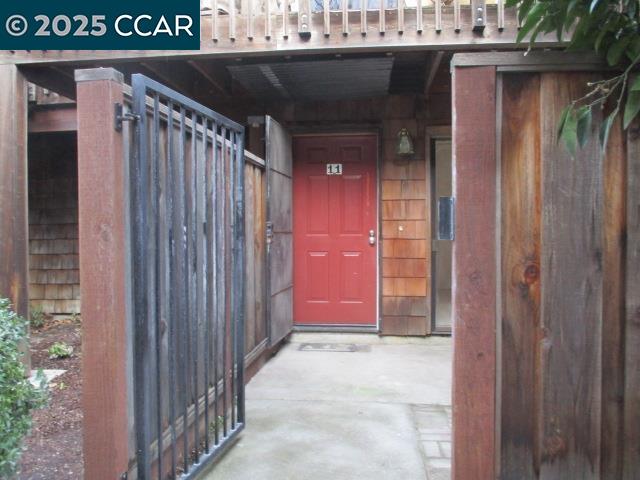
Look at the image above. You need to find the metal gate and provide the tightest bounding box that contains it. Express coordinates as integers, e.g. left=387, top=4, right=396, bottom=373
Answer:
left=129, top=74, right=245, bottom=479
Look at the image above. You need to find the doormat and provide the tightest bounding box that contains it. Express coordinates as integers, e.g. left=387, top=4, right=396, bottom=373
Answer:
left=298, top=343, right=371, bottom=353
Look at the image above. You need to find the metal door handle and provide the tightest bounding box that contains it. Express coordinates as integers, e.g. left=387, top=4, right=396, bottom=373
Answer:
left=368, top=229, right=376, bottom=246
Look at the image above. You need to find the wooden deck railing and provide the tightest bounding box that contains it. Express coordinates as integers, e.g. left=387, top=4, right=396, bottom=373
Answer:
left=205, top=0, right=509, bottom=42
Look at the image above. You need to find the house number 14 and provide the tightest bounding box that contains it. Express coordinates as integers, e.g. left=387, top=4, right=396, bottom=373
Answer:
left=326, top=163, right=343, bottom=175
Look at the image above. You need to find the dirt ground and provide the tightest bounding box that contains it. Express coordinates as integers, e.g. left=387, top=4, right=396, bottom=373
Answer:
left=19, top=316, right=83, bottom=480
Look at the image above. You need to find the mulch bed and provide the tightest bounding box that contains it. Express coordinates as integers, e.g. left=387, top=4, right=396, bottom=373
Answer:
left=19, top=316, right=83, bottom=480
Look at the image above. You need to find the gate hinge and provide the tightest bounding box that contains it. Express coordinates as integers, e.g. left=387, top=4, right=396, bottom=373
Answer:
left=114, top=103, right=141, bottom=132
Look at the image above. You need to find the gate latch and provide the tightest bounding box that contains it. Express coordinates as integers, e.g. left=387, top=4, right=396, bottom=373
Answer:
left=437, top=196, right=455, bottom=241
left=114, top=103, right=141, bottom=132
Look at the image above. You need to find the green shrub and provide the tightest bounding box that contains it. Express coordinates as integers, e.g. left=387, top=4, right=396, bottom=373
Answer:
left=29, top=305, right=45, bottom=329
left=48, top=342, right=73, bottom=359
left=0, top=298, right=48, bottom=478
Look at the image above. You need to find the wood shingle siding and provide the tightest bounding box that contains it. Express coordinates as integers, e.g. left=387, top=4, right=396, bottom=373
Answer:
left=28, top=132, right=80, bottom=315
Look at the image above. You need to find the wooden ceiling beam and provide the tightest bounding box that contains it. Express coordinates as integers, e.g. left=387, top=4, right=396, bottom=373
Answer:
left=19, top=66, right=76, bottom=100
left=424, top=50, right=444, bottom=98
left=187, top=60, right=230, bottom=96
left=141, top=60, right=226, bottom=108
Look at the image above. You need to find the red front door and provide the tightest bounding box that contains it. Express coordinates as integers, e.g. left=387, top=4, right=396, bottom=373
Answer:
left=293, top=134, right=378, bottom=326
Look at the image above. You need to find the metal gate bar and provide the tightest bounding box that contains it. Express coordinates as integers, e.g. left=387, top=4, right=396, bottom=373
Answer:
left=130, top=74, right=245, bottom=480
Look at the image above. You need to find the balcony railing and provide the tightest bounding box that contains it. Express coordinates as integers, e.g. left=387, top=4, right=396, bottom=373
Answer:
left=203, top=0, right=510, bottom=42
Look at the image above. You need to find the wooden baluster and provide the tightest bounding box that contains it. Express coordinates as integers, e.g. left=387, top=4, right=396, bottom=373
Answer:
left=324, top=0, right=330, bottom=35
left=361, top=0, right=367, bottom=34
left=212, top=0, right=219, bottom=40
left=453, top=0, right=460, bottom=32
left=379, top=0, right=385, bottom=33
left=266, top=0, right=272, bottom=38
left=230, top=0, right=237, bottom=39
left=283, top=0, right=290, bottom=37
left=471, top=0, right=486, bottom=31
left=435, top=0, right=441, bottom=32
left=497, top=0, right=504, bottom=30
left=397, top=0, right=404, bottom=33
left=298, top=0, right=311, bottom=35
left=342, top=0, right=349, bottom=35
left=247, top=0, right=254, bottom=39
left=416, top=0, right=423, bottom=33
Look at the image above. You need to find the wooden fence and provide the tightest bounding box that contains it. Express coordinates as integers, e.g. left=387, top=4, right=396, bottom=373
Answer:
left=452, top=52, right=640, bottom=480
left=76, top=68, right=269, bottom=480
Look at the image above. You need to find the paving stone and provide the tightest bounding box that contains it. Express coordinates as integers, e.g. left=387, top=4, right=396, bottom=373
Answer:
left=422, top=440, right=441, bottom=458
left=439, top=441, right=451, bottom=458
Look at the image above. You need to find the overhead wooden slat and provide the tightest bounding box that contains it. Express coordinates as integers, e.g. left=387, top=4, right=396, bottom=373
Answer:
left=435, top=0, right=442, bottom=32
left=397, top=0, right=404, bottom=33
left=453, top=0, right=460, bottom=32
left=342, top=0, right=349, bottom=35
left=379, top=0, right=386, bottom=33
left=282, top=0, right=289, bottom=37
left=323, top=0, right=330, bottom=36
left=247, top=0, right=254, bottom=39
left=265, top=0, right=272, bottom=38
left=212, top=0, right=219, bottom=40
left=230, top=0, right=237, bottom=39
left=416, top=0, right=423, bottom=33
left=360, top=0, right=367, bottom=34
left=497, top=0, right=505, bottom=30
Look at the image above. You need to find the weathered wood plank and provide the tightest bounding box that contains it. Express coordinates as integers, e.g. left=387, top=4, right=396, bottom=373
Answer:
left=539, top=72, right=603, bottom=479
left=244, top=163, right=257, bottom=352
left=29, top=106, right=77, bottom=133
left=75, top=68, right=131, bottom=480
left=623, top=119, right=640, bottom=479
left=601, top=115, right=626, bottom=480
left=0, top=65, right=29, bottom=369
left=451, top=65, right=496, bottom=480
left=500, top=73, right=541, bottom=479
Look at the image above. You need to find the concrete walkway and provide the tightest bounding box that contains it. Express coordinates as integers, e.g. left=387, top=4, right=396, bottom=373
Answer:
left=201, top=333, right=452, bottom=480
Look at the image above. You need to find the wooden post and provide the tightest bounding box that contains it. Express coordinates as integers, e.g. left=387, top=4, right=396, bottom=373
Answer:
left=75, top=68, right=132, bottom=480
left=451, top=65, right=496, bottom=480
left=0, top=65, right=30, bottom=371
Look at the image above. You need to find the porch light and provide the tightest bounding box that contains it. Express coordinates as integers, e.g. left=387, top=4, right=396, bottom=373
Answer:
left=396, top=128, right=415, bottom=156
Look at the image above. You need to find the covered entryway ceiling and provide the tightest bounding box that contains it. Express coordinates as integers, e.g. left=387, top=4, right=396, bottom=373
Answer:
left=227, top=57, right=394, bottom=101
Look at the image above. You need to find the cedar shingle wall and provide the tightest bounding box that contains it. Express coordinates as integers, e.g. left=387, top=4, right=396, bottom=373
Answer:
left=28, top=132, right=80, bottom=315
left=278, top=92, right=450, bottom=335
left=380, top=98, right=429, bottom=335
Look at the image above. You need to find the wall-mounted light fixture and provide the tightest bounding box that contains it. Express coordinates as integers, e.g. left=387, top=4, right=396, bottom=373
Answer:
left=396, top=128, right=415, bottom=156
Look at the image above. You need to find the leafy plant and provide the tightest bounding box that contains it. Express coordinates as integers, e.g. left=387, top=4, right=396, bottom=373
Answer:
left=47, top=342, right=73, bottom=359
left=508, top=0, right=640, bottom=153
left=29, top=305, right=45, bottom=329
left=0, top=298, right=48, bottom=478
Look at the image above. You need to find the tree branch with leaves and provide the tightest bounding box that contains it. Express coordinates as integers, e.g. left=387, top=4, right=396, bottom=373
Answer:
left=507, top=0, right=640, bottom=154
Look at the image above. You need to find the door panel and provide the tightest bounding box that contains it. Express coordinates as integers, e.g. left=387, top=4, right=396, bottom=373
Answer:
left=293, top=134, right=378, bottom=326
left=266, top=116, right=293, bottom=346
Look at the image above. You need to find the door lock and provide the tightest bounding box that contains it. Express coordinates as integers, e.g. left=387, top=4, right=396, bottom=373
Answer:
left=368, top=229, right=376, bottom=246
